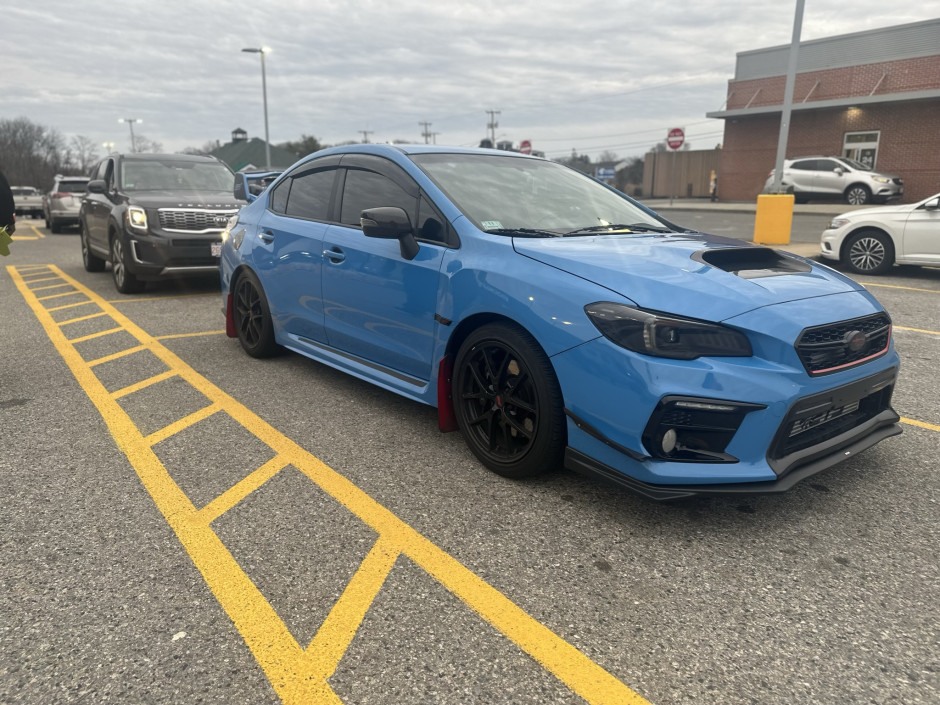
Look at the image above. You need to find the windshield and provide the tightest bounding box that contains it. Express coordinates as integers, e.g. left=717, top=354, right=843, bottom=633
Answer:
left=121, top=159, right=235, bottom=192
left=835, top=157, right=872, bottom=172
left=412, top=153, right=670, bottom=234
left=57, top=180, right=88, bottom=193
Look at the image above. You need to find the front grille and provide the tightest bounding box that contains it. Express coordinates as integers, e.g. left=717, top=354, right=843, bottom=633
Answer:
left=795, top=313, right=890, bottom=375
left=158, top=209, right=236, bottom=232
left=893, top=178, right=903, bottom=185
left=771, top=382, right=894, bottom=460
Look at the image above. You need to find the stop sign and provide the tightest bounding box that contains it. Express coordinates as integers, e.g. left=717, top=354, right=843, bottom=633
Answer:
left=666, top=128, right=685, bottom=150
left=519, top=140, right=532, bottom=155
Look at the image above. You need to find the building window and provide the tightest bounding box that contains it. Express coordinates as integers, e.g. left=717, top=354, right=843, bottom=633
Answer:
left=843, top=131, right=880, bottom=169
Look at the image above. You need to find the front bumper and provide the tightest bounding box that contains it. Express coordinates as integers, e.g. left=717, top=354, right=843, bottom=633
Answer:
left=125, top=227, right=223, bottom=279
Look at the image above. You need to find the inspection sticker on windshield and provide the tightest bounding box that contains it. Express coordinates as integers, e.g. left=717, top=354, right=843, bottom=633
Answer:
left=211, top=242, right=222, bottom=257
left=481, top=220, right=503, bottom=230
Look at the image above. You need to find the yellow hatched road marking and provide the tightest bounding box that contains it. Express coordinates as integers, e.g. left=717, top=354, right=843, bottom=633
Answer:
left=901, top=417, right=940, bottom=432
left=60, top=311, right=110, bottom=326
left=197, top=456, right=290, bottom=525
left=9, top=265, right=651, bottom=705
left=31, top=282, right=73, bottom=292
left=30, top=224, right=45, bottom=238
left=48, top=300, right=96, bottom=313
left=68, top=326, right=124, bottom=344
left=24, top=275, right=63, bottom=284
left=144, top=402, right=223, bottom=446
left=112, top=370, right=179, bottom=400
left=155, top=330, right=227, bottom=341
left=37, top=290, right=81, bottom=301
left=11, top=235, right=40, bottom=241
left=87, top=344, right=146, bottom=367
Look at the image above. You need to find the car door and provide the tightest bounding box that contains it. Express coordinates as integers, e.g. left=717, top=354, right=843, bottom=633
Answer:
left=786, top=159, right=817, bottom=194
left=253, top=160, right=340, bottom=344
left=320, top=159, right=449, bottom=382
left=901, top=197, right=940, bottom=264
left=813, top=159, right=846, bottom=196
left=83, top=158, right=115, bottom=250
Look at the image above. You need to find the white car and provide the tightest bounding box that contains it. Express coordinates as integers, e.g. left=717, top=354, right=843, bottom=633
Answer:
left=820, top=193, right=940, bottom=275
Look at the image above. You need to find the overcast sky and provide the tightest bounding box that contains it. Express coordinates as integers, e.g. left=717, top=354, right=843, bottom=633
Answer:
left=6, top=2, right=940, bottom=163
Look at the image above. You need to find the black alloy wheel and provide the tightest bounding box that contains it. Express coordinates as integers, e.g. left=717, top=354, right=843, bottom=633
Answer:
left=110, top=235, right=145, bottom=293
left=81, top=222, right=106, bottom=272
left=845, top=185, right=871, bottom=206
left=232, top=271, right=278, bottom=358
left=453, top=323, right=565, bottom=479
left=845, top=229, right=894, bottom=275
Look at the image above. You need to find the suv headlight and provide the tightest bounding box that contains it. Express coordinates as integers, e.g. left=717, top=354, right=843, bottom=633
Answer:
left=585, top=303, right=752, bottom=360
left=871, top=176, right=891, bottom=184
left=826, top=217, right=850, bottom=230
left=127, top=206, right=148, bottom=231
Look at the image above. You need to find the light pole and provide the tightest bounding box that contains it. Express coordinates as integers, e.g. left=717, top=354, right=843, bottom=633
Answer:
left=118, top=118, right=142, bottom=152
left=102, top=141, right=115, bottom=153
left=242, top=47, right=272, bottom=170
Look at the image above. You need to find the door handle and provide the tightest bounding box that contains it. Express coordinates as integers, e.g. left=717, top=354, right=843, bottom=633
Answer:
left=323, top=247, right=346, bottom=263
left=259, top=230, right=275, bottom=243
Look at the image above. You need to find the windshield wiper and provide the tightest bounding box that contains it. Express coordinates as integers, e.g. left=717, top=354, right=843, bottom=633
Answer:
left=564, top=223, right=674, bottom=235
left=486, top=228, right=564, bottom=238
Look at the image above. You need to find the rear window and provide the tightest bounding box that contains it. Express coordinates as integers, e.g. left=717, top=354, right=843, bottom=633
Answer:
left=57, top=180, right=88, bottom=193
left=12, top=187, right=39, bottom=196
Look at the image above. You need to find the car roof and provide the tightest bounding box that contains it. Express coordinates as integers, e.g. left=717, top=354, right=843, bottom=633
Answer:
left=118, top=152, right=223, bottom=163
left=311, top=143, right=543, bottom=160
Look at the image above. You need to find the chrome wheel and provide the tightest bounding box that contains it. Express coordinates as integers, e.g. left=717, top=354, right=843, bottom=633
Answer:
left=845, top=185, right=870, bottom=206
left=845, top=230, right=893, bottom=275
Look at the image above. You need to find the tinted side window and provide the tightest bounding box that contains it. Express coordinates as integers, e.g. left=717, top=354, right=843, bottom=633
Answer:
left=340, top=169, right=416, bottom=227
left=285, top=169, right=335, bottom=220
left=270, top=178, right=290, bottom=213
left=817, top=159, right=841, bottom=172
left=790, top=160, right=817, bottom=171
left=416, top=194, right=448, bottom=245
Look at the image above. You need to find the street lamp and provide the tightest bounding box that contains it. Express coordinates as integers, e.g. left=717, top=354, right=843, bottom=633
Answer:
left=241, top=47, right=272, bottom=170
left=118, top=118, right=142, bottom=152
left=102, top=141, right=115, bottom=153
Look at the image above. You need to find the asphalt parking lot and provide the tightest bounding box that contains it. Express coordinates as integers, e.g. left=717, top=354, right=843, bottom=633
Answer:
left=1, top=213, right=938, bottom=705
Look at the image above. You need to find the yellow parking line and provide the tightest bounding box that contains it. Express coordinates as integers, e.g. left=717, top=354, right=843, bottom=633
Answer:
left=68, top=327, right=124, bottom=344
left=8, top=264, right=652, bottom=705
left=197, top=455, right=290, bottom=525
left=894, top=325, right=940, bottom=336
left=87, top=344, right=147, bottom=367
left=24, top=275, right=63, bottom=285
left=30, top=224, right=45, bottom=238
left=47, top=300, right=96, bottom=312
left=901, top=417, right=940, bottom=432
left=31, top=282, right=73, bottom=292
left=112, top=370, right=179, bottom=400
left=108, top=293, right=217, bottom=304
left=11, top=235, right=39, bottom=241
left=15, top=264, right=50, bottom=271
left=301, top=536, right=401, bottom=681
left=860, top=281, right=940, bottom=294
left=59, top=311, right=110, bottom=326
left=144, top=402, right=223, bottom=446
left=155, top=330, right=227, bottom=341
left=37, top=290, right=80, bottom=301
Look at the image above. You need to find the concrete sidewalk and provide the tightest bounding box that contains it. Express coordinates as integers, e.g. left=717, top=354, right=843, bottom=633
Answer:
left=639, top=197, right=856, bottom=217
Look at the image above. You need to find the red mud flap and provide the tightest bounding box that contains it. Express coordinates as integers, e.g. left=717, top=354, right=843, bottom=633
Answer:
left=437, top=356, right=458, bottom=432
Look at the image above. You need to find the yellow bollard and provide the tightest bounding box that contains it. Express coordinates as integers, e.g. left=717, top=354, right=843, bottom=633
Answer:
left=753, top=194, right=794, bottom=245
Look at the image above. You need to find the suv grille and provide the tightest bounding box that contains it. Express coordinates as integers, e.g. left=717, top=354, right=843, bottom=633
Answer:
left=158, top=209, right=237, bottom=233
left=795, top=313, right=891, bottom=375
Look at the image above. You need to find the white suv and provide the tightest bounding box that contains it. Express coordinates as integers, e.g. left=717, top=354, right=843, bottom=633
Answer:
left=43, top=175, right=90, bottom=233
left=764, top=156, right=903, bottom=206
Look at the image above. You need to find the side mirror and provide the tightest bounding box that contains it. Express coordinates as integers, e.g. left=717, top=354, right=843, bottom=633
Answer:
left=361, top=206, right=419, bottom=260
left=87, top=180, right=106, bottom=194
left=234, top=174, right=254, bottom=203
left=833, top=167, right=845, bottom=175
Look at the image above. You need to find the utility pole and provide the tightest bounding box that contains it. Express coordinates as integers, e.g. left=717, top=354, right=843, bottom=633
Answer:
left=118, top=118, right=142, bottom=153
left=430, top=132, right=440, bottom=145
left=485, top=109, right=500, bottom=145
left=772, top=0, right=805, bottom=193
left=359, top=130, right=373, bottom=143
left=419, top=122, right=433, bottom=144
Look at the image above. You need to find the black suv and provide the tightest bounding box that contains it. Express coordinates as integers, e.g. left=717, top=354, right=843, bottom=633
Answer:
left=80, top=153, right=243, bottom=292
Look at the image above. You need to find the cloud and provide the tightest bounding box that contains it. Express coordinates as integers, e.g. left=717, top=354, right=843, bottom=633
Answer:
left=6, top=1, right=940, bottom=161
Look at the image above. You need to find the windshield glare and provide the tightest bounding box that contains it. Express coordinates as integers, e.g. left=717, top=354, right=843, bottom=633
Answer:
left=121, top=159, right=235, bottom=192
left=412, top=153, right=667, bottom=234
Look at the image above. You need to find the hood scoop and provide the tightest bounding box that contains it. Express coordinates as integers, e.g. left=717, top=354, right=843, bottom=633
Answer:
left=692, top=247, right=812, bottom=279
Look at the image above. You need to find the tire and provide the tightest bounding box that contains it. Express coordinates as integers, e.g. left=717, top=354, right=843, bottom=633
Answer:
left=845, top=184, right=871, bottom=206
left=232, top=270, right=279, bottom=358
left=81, top=222, right=106, bottom=272
left=452, top=322, right=565, bottom=479
left=844, top=229, right=894, bottom=275
left=110, top=235, right=145, bottom=293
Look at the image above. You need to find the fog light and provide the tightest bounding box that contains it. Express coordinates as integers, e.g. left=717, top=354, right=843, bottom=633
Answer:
left=662, top=428, right=677, bottom=454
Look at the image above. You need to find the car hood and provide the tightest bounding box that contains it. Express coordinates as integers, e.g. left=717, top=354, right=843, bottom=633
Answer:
left=836, top=202, right=912, bottom=220
left=126, top=191, right=242, bottom=209
left=513, top=231, right=865, bottom=322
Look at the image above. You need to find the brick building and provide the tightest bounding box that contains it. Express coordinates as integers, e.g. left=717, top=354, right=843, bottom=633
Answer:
left=707, top=19, right=940, bottom=203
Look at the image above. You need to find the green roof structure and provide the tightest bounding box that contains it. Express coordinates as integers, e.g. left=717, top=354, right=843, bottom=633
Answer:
left=211, top=131, right=299, bottom=172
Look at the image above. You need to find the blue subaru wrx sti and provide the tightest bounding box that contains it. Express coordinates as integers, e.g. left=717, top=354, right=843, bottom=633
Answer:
left=220, top=145, right=900, bottom=500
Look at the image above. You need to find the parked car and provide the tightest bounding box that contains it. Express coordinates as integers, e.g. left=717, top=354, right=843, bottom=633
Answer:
left=80, top=153, right=242, bottom=293
left=11, top=186, right=44, bottom=218
left=218, top=144, right=901, bottom=500
left=43, top=174, right=89, bottom=233
left=764, top=156, right=903, bottom=205
left=819, top=192, right=940, bottom=275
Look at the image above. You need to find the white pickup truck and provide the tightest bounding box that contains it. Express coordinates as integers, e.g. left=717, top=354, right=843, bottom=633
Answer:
left=12, top=186, right=44, bottom=218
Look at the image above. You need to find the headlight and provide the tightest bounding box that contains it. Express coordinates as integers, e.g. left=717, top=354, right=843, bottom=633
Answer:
left=826, top=218, right=850, bottom=230
left=220, top=215, right=238, bottom=242
left=871, top=176, right=890, bottom=184
left=127, top=206, right=148, bottom=231
left=585, top=303, right=752, bottom=360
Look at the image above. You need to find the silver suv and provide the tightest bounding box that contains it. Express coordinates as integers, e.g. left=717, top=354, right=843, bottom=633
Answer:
left=763, top=156, right=903, bottom=206
left=44, top=175, right=90, bottom=232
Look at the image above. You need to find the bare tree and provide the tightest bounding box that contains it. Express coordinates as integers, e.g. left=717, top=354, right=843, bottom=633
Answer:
left=132, top=134, right=164, bottom=154
left=597, top=150, right=620, bottom=163
left=0, top=117, right=67, bottom=188
left=70, top=135, right=99, bottom=174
